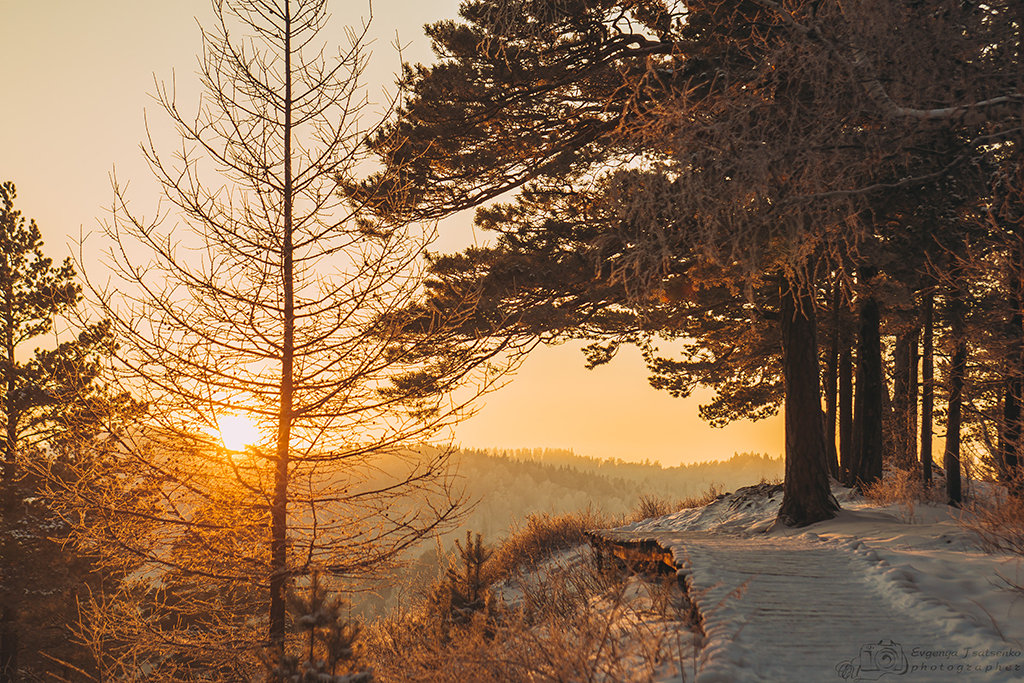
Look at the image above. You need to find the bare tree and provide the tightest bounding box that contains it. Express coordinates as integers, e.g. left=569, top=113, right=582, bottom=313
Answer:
left=55, top=0, right=511, bottom=677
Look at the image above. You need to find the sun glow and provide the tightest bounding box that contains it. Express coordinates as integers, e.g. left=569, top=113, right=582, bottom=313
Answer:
left=218, top=414, right=261, bottom=452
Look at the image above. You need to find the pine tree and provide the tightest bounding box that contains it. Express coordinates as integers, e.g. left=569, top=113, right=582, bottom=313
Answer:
left=425, top=531, right=498, bottom=639
left=265, top=573, right=372, bottom=683
left=349, top=0, right=852, bottom=525
left=351, top=0, right=1024, bottom=523
left=445, top=531, right=492, bottom=622
left=0, top=181, right=132, bottom=682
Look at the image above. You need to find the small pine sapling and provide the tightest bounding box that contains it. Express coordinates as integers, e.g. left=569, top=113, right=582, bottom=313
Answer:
left=265, top=573, right=372, bottom=683
left=448, top=532, right=492, bottom=620
left=427, top=531, right=502, bottom=638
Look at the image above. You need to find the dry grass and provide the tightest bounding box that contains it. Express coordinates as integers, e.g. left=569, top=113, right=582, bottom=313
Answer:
left=861, top=468, right=944, bottom=523
left=366, top=510, right=704, bottom=682
left=961, top=490, right=1024, bottom=556
left=487, top=508, right=612, bottom=584
left=630, top=486, right=723, bottom=523
left=367, top=558, right=700, bottom=682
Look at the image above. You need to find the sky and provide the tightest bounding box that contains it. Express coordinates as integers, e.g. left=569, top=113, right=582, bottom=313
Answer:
left=0, top=1, right=784, bottom=466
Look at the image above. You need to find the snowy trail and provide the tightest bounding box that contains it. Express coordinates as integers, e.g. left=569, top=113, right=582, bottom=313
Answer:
left=678, top=531, right=1020, bottom=682
left=598, top=527, right=1023, bottom=682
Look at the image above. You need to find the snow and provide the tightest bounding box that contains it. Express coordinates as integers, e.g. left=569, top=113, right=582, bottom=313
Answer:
left=599, top=482, right=1024, bottom=682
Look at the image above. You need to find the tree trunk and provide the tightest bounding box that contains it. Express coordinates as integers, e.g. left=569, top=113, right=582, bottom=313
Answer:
left=824, top=282, right=840, bottom=479
left=1001, top=241, right=1023, bottom=487
left=2, top=256, right=15, bottom=485
left=944, top=278, right=967, bottom=506
left=851, top=269, right=884, bottom=490
left=892, top=328, right=919, bottom=471
left=1003, top=375, right=1022, bottom=485
left=908, top=326, right=919, bottom=467
left=921, top=291, right=934, bottom=486
left=777, top=276, right=839, bottom=526
left=269, top=0, right=295, bottom=650
left=839, top=344, right=854, bottom=484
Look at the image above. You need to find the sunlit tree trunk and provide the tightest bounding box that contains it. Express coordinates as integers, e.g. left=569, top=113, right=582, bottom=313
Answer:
left=0, top=251, right=14, bottom=683
left=270, top=0, right=295, bottom=650
left=908, top=327, right=919, bottom=467
left=839, top=344, right=854, bottom=484
left=1, top=253, right=14, bottom=484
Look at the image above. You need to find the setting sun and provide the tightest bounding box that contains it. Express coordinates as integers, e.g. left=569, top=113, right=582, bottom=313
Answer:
left=218, top=414, right=261, bottom=452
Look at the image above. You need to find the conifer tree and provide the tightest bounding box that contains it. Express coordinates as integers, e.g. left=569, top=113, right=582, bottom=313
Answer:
left=266, top=573, right=371, bottom=682
left=425, top=531, right=497, bottom=639
left=445, top=531, right=492, bottom=622
left=0, top=181, right=132, bottom=682
left=352, top=0, right=1024, bottom=522
left=57, top=1, right=510, bottom=677
left=348, top=0, right=851, bottom=524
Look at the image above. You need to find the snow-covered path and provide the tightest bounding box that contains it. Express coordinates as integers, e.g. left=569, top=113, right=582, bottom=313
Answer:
left=671, top=531, right=1018, bottom=682
left=599, top=485, right=1024, bottom=683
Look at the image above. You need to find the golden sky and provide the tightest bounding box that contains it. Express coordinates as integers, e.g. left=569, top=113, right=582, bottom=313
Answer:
left=0, top=0, right=783, bottom=466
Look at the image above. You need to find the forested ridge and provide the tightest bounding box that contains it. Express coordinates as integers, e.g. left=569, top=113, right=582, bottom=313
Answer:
left=448, top=448, right=782, bottom=538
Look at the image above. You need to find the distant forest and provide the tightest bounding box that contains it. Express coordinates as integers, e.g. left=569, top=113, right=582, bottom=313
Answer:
left=447, top=448, right=782, bottom=540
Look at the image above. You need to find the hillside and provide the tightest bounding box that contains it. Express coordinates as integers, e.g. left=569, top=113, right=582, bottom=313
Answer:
left=356, top=448, right=782, bottom=617
left=447, top=448, right=784, bottom=539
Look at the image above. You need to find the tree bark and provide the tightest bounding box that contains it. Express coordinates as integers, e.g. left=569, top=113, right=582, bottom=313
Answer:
left=921, top=291, right=934, bottom=486
left=2, top=252, right=15, bottom=485
left=839, top=344, right=854, bottom=484
left=269, top=0, right=294, bottom=650
left=851, top=269, right=884, bottom=490
left=892, top=328, right=919, bottom=471
left=908, top=326, right=919, bottom=468
left=1002, top=379, right=1021, bottom=482
left=0, top=252, right=17, bottom=683
left=0, top=605, right=15, bottom=683
left=777, top=276, right=839, bottom=526
left=824, top=282, right=840, bottom=478
left=944, top=277, right=967, bottom=506
left=1001, top=241, right=1023, bottom=487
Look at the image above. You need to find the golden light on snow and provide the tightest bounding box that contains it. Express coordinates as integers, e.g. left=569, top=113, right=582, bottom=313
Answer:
left=217, top=414, right=261, bottom=452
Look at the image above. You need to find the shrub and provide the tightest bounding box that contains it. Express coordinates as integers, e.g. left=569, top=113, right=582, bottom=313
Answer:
left=366, top=547, right=699, bottom=682
left=364, top=508, right=704, bottom=682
